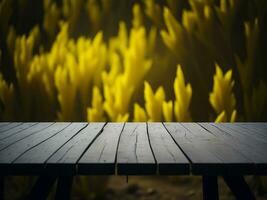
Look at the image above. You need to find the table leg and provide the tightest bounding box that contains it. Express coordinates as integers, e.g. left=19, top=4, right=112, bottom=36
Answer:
left=27, top=175, right=57, bottom=200
left=0, top=176, right=4, bottom=200
left=223, top=176, right=256, bottom=200
left=55, top=176, right=73, bottom=200
left=202, top=176, right=219, bottom=200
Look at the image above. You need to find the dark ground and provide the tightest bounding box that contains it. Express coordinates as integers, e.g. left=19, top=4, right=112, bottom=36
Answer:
left=4, top=176, right=267, bottom=200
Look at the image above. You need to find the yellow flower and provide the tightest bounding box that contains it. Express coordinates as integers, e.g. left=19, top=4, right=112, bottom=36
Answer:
left=162, top=100, right=173, bottom=122
left=144, top=0, right=162, bottom=26
left=0, top=74, right=15, bottom=120
left=133, top=103, right=147, bottom=122
left=87, top=86, right=105, bottom=122
left=215, top=110, right=236, bottom=123
left=102, top=5, right=153, bottom=122
left=174, top=65, right=192, bottom=121
left=55, top=65, right=77, bottom=121
left=215, top=111, right=226, bottom=123
left=43, top=0, right=60, bottom=39
left=160, top=7, right=182, bottom=51
left=209, top=64, right=236, bottom=121
left=144, top=81, right=165, bottom=121
left=14, top=26, right=40, bottom=87
left=132, top=4, right=143, bottom=29
left=51, top=23, right=107, bottom=121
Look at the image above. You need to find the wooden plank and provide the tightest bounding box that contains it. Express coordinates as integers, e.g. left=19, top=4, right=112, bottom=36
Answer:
left=0, top=122, right=22, bottom=132
left=117, top=123, right=156, bottom=175
left=78, top=123, right=124, bottom=175
left=212, top=123, right=267, bottom=174
left=223, top=123, right=267, bottom=143
left=46, top=123, right=106, bottom=175
left=0, top=123, right=70, bottom=175
left=9, top=123, right=87, bottom=174
left=164, top=123, right=254, bottom=175
left=200, top=123, right=267, bottom=174
left=147, top=123, right=189, bottom=175
left=236, top=123, right=267, bottom=138
left=0, top=122, right=10, bottom=128
left=213, top=123, right=267, bottom=155
left=0, top=123, right=53, bottom=150
left=0, top=123, right=37, bottom=140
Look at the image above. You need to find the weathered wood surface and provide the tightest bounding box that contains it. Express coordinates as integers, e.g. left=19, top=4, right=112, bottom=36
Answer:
left=0, top=122, right=266, bottom=175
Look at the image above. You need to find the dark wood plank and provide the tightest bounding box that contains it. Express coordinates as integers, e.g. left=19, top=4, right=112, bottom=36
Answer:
left=0, top=122, right=37, bottom=140
left=117, top=123, right=156, bottom=175
left=0, top=122, right=10, bottom=128
left=223, top=123, right=267, bottom=143
left=0, top=123, right=70, bottom=175
left=164, top=123, right=253, bottom=175
left=9, top=123, right=87, bottom=174
left=46, top=123, right=106, bottom=175
left=78, top=123, right=124, bottom=175
left=236, top=123, right=267, bottom=138
left=147, top=123, right=189, bottom=175
left=212, top=123, right=267, bottom=156
left=0, top=123, right=53, bottom=150
left=0, top=122, right=22, bottom=132
left=200, top=123, right=267, bottom=174
left=211, top=123, right=267, bottom=174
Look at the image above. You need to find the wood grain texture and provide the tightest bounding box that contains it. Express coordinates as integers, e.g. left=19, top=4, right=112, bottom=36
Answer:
left=8, top=123, right=87, bottom=175
left=0, top=123, right=70, bottom=162
left=47, top=123, right=106, bottom=175
left=78, top=123, right=124, bottom=175
left=0, top=123, right=37, bottom=140
left=0, top=123, right=10, bottom=128
left=164, top=123, right=254, bottom=175
left=0, top=122, right=266, bottom=176
left=117, top=123, right=156, bottom=175
left=147, top=123, right=189, bottom=175
left=0, top=123, right=22, bottom=133
left=0, top=123, right=52, bottom=150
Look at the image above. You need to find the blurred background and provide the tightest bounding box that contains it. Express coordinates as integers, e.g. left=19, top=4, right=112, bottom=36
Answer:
left=0, top=0, right=267, bottom=199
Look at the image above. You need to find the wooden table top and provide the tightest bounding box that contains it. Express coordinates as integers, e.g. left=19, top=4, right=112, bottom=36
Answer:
left=0, top=122, right=266, bottom=176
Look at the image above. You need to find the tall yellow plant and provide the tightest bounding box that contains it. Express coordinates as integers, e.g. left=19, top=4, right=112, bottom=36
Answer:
left=101, top=4, right=154, bottom=122
left=134, top=65, right=192, bottom=122
left=209, top=64, right=237, bottom=122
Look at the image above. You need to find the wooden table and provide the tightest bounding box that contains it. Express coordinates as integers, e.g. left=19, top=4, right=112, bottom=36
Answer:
left=0, top=122, right=266, bottom=200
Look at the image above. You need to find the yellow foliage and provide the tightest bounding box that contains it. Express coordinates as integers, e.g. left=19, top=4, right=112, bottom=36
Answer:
left=0, top=74, right=15, bottom=120
left=132, top=4, right=143, bottom=29
left=102, top=5, right=153, bottom=122
left=144, top=0, right=162, bottom=26
left=87, top=87, right=105, bottom=122
left=162, top=100, right=173, bottom=122
left=210, top=64, right=236, bottom=121
left=134, top=103, right=147, bottom=122
left=43, top=0, right=60, bottom=39
left=144, top=81, right=165, bottom=122
left=161, top=7, right=184, bottom=54
left=174, top=65, right=192, bottom=121
left=0, top=0, right=266, bottom=124
left=14, top=26, right=40, bottom=87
